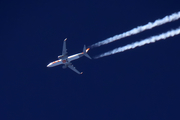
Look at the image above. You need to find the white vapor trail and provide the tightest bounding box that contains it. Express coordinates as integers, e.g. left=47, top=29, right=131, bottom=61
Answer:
left=95, top=27, right=180, bottom=59
left=91, top=11, right=180, bottom=48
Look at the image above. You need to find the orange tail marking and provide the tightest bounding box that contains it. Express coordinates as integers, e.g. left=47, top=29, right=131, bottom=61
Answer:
left=86, top=48, right=90, bottom=53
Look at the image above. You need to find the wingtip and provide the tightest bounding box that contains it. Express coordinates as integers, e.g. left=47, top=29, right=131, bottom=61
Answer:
left=64, top=38, right=67, bottom=41
left=80, top=72, right=83, bottom=74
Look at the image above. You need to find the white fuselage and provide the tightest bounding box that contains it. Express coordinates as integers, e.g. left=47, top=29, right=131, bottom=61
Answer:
left=47, top=53, right=83, bottom=67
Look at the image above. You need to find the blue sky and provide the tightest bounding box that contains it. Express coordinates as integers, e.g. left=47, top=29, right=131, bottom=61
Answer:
left=1, top=0, right=180, bottom=119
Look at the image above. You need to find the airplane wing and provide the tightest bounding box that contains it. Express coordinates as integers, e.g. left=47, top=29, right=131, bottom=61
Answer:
left=62, top=38, right=67, bottom=55
left=67, top=63, right=83, bottom=74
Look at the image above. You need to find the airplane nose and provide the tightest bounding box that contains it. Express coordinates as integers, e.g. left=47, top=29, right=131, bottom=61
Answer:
left=47, top=63, right=51, bottom=67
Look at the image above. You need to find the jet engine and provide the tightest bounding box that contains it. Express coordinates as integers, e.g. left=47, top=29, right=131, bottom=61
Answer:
left=58, top=55, right=64, bottom=59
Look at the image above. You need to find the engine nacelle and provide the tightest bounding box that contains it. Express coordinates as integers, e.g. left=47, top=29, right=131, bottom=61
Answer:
left=58, top=54, right=68, bottom=59
left=58, top=55, right=64, bottom=59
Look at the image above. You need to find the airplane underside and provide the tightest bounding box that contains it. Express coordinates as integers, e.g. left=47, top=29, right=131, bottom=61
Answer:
left=47, top=38, right=91, bottom=74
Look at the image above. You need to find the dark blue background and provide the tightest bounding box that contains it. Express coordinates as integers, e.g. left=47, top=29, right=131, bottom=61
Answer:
left=1, top=0, right=180, bottom=120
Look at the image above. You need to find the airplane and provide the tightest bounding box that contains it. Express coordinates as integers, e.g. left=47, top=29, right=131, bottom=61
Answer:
left=47, top=38, right=91, bottom=74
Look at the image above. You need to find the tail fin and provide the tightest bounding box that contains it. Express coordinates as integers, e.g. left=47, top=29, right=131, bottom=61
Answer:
left=83, top=45, right=92, bottom=59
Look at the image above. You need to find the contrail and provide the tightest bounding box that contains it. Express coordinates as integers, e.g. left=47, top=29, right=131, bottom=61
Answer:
left=95, top=27, right=180, bottom=59
left=91, top=11, right=180, bottom=48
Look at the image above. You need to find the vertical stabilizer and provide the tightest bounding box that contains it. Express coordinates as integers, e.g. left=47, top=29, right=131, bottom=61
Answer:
left=83, top=45, right=92, bottom=59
